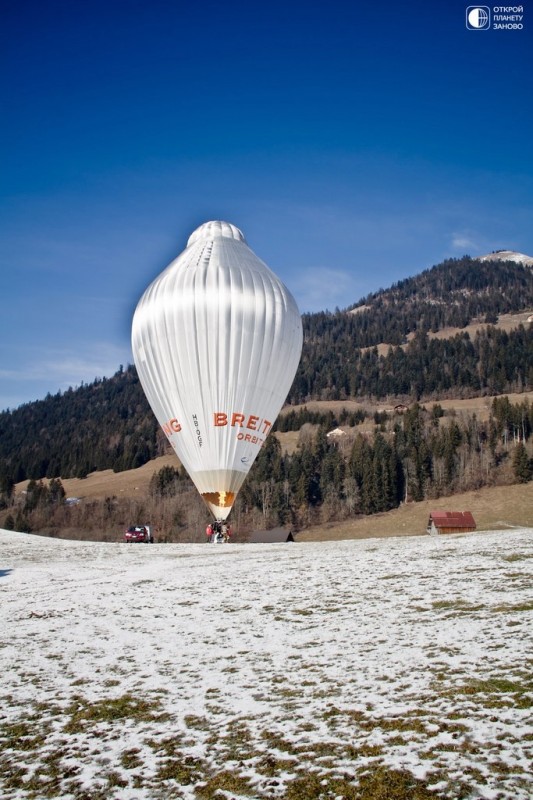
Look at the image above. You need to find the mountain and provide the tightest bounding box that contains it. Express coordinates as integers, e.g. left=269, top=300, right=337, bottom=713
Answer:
left=476, top=250, right=533, bottom=267
left=345, top=254, right=533, bottom=336
left=291, top=254, right=533, bottom=404
left=0, top=254, right=532, bottom=484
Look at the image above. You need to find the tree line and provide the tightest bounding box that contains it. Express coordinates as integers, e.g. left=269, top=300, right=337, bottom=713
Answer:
left=289, top=325, right=533, bottom=404
left=3, top=399, right=531, bottom=540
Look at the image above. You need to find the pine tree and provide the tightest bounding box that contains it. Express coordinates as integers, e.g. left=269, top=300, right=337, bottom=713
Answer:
left=512, top=443, right=532, bottom=483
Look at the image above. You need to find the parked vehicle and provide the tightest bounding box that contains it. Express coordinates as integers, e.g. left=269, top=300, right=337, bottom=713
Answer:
left=124, top=525, right=153, bottom=543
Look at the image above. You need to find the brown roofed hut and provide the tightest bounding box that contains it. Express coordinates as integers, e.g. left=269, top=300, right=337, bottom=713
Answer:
left=427, top=511, right=476, bottom=536
left=248, top=528, right=295, bottom=543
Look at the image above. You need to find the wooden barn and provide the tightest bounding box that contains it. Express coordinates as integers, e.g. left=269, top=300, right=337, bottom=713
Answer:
left=394, top=403, right=409, bottom=414
left=248, top=528, right=295, bottom=543
left=427, top=511, right=476, bottom=536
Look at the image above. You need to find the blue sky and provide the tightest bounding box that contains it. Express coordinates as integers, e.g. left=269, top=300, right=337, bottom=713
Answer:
left=1, top=0, right=532, bottom=411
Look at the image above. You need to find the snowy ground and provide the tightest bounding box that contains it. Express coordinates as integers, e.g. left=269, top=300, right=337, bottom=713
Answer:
left=0, top=528, right=531, bottom=800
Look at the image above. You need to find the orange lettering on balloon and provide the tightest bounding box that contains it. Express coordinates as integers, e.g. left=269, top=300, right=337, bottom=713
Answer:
left=163, top=418, right=182, bottom=436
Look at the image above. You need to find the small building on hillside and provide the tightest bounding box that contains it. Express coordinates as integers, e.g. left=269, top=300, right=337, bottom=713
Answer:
left=427, top=511, right=476, bottom=536
left=248, top=528, right=295, bottom=543
left=394, top=404, right=409, bottom=415
left=327, top=427, right=347, bottom=440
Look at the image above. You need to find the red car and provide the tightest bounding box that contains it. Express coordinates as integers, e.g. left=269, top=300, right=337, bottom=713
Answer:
left=124, top=525, right=153, bottom=543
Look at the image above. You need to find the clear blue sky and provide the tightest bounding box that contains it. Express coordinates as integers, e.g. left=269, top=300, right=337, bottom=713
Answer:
left=1, top=0, right=532, bottom=411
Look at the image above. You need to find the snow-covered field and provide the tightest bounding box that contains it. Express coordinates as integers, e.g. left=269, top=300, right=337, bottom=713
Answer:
left=1, top=527, right=531, bottom=800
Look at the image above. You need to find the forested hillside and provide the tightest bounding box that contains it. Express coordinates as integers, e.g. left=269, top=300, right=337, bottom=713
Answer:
left=291, top=325, right=532, bottom=403
left=3, top=397, right=533, bottom=538
left=0, top=256, right=532, bottom=507
left=290, top=256, right=533, bottom=401
left=347, top=255, right=533, bottom=343
left=0, top=366, right=155, bottom=482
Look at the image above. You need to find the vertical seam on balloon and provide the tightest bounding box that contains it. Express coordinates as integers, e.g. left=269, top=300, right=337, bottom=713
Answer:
left=199, top=239, right=213, bottom=475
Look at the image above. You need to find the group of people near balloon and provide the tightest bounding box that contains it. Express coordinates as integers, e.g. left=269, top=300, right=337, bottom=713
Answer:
left=206, top=520, right=231, bottom=543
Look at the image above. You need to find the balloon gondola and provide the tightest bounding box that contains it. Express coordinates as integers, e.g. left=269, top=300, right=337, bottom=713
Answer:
left=132, top=221, right=303, bottom=520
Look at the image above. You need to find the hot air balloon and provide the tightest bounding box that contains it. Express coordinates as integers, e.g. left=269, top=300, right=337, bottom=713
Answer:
left=131, top=220, right=303, bottom=520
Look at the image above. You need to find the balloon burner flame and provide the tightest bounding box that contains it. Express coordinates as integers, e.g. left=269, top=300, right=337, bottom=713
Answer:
left=202, top=491, right=235, bottom=508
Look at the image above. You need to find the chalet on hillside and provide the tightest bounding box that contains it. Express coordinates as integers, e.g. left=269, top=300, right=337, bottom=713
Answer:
left=248, top=528, right=295, bottom=543
left=327, top=427, right=347, bottom=440
left=427, top=511, right=476, bottom=536
left=394, top=404, right=409, bottom=414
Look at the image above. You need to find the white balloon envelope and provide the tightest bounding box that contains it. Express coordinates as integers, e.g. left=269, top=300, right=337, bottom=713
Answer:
left=132, top=220, right=303, bottom=519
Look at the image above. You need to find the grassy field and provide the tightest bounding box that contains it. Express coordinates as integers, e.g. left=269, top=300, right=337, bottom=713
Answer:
left=278, top=391, right=533, bottom=423
left=298, top=482, right=533, bottom=542
left=417, top=310, right=533, bottom=341
left=28, top=454, right=182, bottom=501
left=358, top=310, right=533, bottom=357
